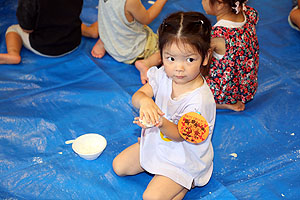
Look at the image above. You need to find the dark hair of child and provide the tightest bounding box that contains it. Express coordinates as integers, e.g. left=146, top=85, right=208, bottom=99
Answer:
left=209, top=0, right=248, bottom=14
left=158, top=11, right=212, bottom=77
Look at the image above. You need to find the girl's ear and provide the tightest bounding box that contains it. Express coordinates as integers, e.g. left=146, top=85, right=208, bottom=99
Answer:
left=215, top=0, right=227, bottom=13
left=202, top=48, right=212, bottom=66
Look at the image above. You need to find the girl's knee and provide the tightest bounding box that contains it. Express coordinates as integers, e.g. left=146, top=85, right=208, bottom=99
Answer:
left=143, top=187, right=166, bottom=200
left=112, top=157, right=122, bottom=176
left=112, top=156, right=127, bottom=176
left=143, top=190, right=161, bottom=200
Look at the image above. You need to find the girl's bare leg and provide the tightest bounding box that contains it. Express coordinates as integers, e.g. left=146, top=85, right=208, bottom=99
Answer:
left=143, top=175, right=188, bottom=200
left=0, top=32, right=22, bottom=64
left=81, top=22, right=99, bottom=38
left=135, top=51, right=161, bottom=84
left=91, top=38, right=106, bottom=58
left=112, top=142, right=144, bottom=176
left=216, top=101, right=245, bottom=112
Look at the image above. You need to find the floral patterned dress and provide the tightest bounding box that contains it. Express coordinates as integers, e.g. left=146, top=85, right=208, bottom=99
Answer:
left=206, top=5, right=259, bottom=104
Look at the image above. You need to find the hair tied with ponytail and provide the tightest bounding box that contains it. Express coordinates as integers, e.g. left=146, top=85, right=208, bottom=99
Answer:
left=232, top=1, right=241, bottom=14
left=197, top=20, right=204, bottom=25
left=232, top=0, right=248, bottom=14
left=162, top=20, right=168, bottom=28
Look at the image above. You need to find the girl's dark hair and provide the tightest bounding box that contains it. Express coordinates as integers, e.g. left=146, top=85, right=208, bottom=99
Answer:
left=209, top=0, right=247, bottom=14
left=158, top=11, right=212, bottom=76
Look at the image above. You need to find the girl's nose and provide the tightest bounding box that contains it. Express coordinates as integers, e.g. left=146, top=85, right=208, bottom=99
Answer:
left=175, top=62, right=185, bottom=71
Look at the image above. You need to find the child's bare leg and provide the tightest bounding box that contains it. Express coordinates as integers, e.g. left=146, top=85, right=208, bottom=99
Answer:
left=0, top=32, right=22, bottom=64
left=143, top=175, right=188, bottom=200
left=135, top=51, right=161, bottom=84
left=216, top=101, right=245, bottom=112
left=91, top=38, right=106, bottom=58
left=81, top=22, right=99, bottom=38
left=290, top=8, right=300, bottom=28
left=112, top=142, right=144, bottom=176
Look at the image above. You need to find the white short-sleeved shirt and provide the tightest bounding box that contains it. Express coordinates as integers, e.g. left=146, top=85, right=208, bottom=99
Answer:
left=140, top=66, right=216, bottom=189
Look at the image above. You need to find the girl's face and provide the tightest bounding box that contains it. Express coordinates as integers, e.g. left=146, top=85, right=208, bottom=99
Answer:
left=162, top=41, right=208, bottom=85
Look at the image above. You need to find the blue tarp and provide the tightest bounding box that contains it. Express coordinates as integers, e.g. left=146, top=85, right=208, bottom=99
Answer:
left=0, top=0, right=299, bottom=199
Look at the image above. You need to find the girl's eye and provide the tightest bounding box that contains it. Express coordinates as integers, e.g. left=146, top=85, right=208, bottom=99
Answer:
left=187, top=58, right=195, bottom=62
left=167, top=57, right=175, bottom=61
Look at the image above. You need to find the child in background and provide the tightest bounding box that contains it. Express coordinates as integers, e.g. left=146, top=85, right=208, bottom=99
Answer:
left=0, top=0, right=83, bottom=64
left=82, top=0, right=168, bottom=84
left=112, top=12, right=216, bottom=199
left=202, top=0, right=259, bottom=111
left=288, top=0, right=300, bottom=31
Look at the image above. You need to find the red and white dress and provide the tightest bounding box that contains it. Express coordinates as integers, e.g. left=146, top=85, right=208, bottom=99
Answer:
left=207, top=5, right=260, bottom=104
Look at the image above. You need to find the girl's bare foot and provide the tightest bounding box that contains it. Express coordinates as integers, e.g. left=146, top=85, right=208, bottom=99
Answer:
left=135, top=60, right=149, bottom=84
left=81, top=22, right=98, bottom=38
left=0, top=53, right=21, bottom=64
left=217, top=101, right=245, bottom=112
left=91, top=39, right=106, bottom=58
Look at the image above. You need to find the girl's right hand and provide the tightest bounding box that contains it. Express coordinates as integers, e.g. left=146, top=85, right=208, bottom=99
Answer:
left=138, top=98, right=164, bottom=127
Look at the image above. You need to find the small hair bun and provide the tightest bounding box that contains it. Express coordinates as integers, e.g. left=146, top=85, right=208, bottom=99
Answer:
left=198, top=20, right=204, bottom=25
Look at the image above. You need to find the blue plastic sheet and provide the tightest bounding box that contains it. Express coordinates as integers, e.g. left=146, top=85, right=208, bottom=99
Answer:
left=0, top=0, right=299, bottom=199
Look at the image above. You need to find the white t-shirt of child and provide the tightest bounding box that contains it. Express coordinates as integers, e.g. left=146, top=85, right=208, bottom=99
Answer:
left=140, top=66, right=216, bottom=189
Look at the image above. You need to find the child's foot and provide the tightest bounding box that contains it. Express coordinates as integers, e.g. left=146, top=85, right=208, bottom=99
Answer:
left=0, top=53, right=21, bottom=64
left=135, top=60, right=149, bottom=84
left=81, top=23, right=99, bottom=38
left=91, top=39, right=106, bottom=58
left=217, top=101, right=245, bottom=112
left=231, top=101, right=245, bottom=111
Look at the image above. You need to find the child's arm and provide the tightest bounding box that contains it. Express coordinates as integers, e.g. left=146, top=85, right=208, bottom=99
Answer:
left=132, top=83, right=164, bottom=125
left=132, top=84, right=183, bottom=141
left=159, top=118, right=184, bottom=142
left=125, top=0, right=168, bottom=25
left=211, top=37, right=225, bottom=56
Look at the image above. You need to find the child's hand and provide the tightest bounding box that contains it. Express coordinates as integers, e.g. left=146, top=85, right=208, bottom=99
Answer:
left=138, top=98, right=164, bottom=127
left=133, top=116, right=163, bottom=129
left=133, top=117, right=150, bottom=129
left=155, top=116, right=164, bottom=128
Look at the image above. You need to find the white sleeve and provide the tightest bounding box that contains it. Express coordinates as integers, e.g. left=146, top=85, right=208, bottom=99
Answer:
left=147, top=66, right=165, bottom=97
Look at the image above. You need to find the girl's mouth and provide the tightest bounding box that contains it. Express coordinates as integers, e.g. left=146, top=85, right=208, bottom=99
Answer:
left=175, top=75, right=185, bottom=79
